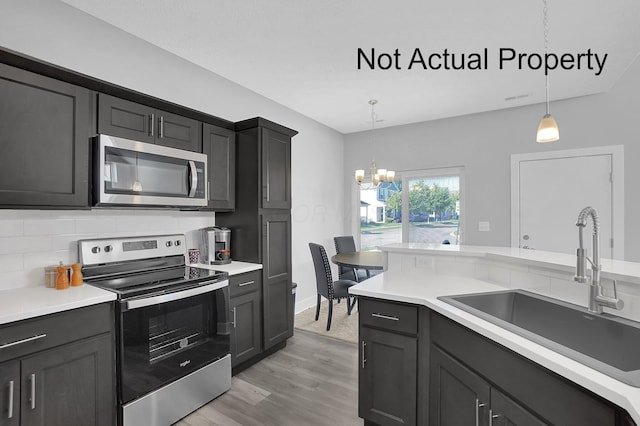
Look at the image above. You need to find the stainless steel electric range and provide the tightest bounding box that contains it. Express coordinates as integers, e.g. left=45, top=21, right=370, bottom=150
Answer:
left=79, top=234, right=231, bottom=426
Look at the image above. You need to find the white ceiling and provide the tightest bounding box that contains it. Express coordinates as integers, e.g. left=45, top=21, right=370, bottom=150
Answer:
left=62, top=0, right=640, bottom=134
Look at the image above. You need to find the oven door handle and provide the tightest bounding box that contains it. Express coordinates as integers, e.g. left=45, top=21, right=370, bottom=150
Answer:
left=124, top=279, right=228, bottom=311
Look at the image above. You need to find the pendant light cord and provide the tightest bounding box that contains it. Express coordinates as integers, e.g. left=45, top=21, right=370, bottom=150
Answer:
left=543, top=0, right=550, bottom=115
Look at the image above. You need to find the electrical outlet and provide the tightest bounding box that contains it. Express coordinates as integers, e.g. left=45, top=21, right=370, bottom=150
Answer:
left=415, top=256, right=432, bottom=269
left=478, top=221, right=490, bottom=232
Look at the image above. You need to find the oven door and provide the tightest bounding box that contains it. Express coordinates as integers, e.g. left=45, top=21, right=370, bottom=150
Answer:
left=118, top=280, right=230, bottom=404
left=95, top=134, right=207, bottom=207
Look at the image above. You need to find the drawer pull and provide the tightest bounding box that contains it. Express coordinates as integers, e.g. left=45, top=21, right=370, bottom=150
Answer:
left=238, top=280, right=255, bottom=287
left=29, top=373, right=36, bottom=410
left=7, top=380, right=14, bottom=419
left=0, top=333, right=47, bottom=350
left=371, top=313, right=400, bottom=321
left=361, top=341, right=367, bottom=369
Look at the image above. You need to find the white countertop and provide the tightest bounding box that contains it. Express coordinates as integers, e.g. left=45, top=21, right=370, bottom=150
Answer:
left=0, top=284, right=116, bottom=325
left=380, top=242, right=640, bottom=284
left=351, top=250, right=640, bottom=423
left=195, top=260, right=262, bottom=275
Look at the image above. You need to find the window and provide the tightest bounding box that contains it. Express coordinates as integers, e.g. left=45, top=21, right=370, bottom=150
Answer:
left=359, top=167, right=464, bottom=250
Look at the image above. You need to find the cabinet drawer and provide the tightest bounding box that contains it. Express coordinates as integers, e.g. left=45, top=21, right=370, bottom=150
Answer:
left=359, top=298, right=418, bottom=335
left=229, top=270, right=262, bottom=298
left=0, top=303, right=113, bottom=363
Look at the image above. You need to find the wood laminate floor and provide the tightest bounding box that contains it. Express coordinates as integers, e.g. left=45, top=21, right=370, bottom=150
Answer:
left=175, top=330, right=362, bottom=426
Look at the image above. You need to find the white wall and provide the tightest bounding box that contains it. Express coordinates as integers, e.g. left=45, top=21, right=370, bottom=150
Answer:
left=0, top=1, right=346, bottom=308
left=344, top=56, right=640, bottom=262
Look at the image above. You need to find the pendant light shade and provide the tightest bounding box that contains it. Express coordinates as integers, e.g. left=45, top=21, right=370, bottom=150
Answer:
left=536, top=0, right=559, bottom=143
left=536, top=113, right=559, bottom=143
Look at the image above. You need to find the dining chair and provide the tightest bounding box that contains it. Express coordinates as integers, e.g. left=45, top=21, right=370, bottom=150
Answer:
left=309, top=242, right=358, bottom=331
left=333, top=235, right=368, bottom=282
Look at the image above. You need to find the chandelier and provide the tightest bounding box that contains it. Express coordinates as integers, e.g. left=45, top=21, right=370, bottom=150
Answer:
left=355, top=100, right=395, bottom=187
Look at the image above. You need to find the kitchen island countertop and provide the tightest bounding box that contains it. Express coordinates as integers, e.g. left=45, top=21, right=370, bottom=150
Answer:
left=350, top=243, right=640, bottom=423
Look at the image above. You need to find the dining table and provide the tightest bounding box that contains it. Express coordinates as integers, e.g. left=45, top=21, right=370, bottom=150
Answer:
left=330, top=250, right=385, bottom=281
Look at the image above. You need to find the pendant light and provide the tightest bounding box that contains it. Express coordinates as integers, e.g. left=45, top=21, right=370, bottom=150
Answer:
left=536, top=0, right=559, bottom=143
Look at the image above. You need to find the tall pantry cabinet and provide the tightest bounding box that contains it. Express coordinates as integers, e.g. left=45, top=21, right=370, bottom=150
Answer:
left=217, top=118, right=297, bottom=351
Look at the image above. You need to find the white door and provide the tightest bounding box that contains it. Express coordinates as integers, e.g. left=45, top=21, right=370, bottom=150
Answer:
left=511, top=146, right=624, bottom=260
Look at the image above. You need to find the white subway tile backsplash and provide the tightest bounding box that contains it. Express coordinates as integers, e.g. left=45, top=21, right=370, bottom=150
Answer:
left=0, top=254, right=24, bottom=272
left=0, top=210, right=216, bottom=290
left=0, top=236, right=53, bottom=255
left=0, top=219, right=23, bottom=237
left=24, top=219, right=75, bottom=235
left=75, top=218, right=117, bottom=234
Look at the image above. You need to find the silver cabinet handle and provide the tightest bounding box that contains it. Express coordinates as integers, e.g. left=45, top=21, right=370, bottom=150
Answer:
left=159, top=116, right=164, bottom=138
left=361, top=341, right=367, bottom=369
left=475, top=399, right=485, bottom=426
left=0, top=333, right=47, bottom=350
left=149, top=113, right=155, bottom=137
left=489, top=409, right=500, bottom=426
left=371, top=313, right=399, bottom=321
left=238, top=280, right=255, bottom=287
left=7, top=380, right=14, bottom=419
left=232, top=307, right=237, bottom=329
left=29, top=373, right=36, bottom=410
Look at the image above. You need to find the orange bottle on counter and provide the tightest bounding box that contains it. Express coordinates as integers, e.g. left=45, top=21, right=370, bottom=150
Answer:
left=71, top=263, right=83, bottom=286
left=56, top=265, right=70, bottom=290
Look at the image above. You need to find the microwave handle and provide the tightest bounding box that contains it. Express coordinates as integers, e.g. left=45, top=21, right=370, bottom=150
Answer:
left=188, top=161, right=198, bottom=198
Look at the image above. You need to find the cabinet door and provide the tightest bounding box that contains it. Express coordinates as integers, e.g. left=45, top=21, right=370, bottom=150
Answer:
left=20, top=333, right=114, bottom=426
left=429, top=345, right=491, bottom=426
left=97, top=93, right=155, bottom=143
left=156, top=110, right=202, bottom=152
left=230, top=290, right=262, bottom=367
left=0, top=63, right=90, bottom=207
left=490, top=389, right=547, bottom=426
left=203, top=123, right=235, bottom=210
left=262, top=213, right=292, bottom=349
left=359, top=327, right=417, bottom=426
left=0, top=362, right=19, bottom=426
left=261, top=128, right=291, bottom=209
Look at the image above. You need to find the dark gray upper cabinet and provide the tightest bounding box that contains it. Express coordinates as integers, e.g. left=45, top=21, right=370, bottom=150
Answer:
left=203, top=123, right=235, bottom=210
left=261, top=128, right=291, bottom=209
left=0, top=63, right=90, bottom=208
left=98, top=93, right=202, bottom=152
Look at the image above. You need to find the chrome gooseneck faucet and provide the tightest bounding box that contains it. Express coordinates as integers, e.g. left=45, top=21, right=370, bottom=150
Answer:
left=573, top=206, right=623, bottom=314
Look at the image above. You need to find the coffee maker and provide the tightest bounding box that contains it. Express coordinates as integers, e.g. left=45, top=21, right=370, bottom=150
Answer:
left=200, top=227, right=231, bottom=265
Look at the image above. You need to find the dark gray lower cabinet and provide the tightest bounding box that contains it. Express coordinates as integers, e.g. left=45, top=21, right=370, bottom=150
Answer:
left=261, top=213, right=293, bottom=348
left=358, top=298, right=420, bottom=426
left=229, top=271, right=262, bottom=367
left=0, top=303, right=115, bottom=426
left=430, top=312, right=623, bottom=426
left=359, top=327, right=417, bottom=426
left=430, top=345, right=544, bottom=426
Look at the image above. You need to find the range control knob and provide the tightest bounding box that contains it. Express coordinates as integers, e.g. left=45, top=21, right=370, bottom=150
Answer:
left=166, top=241, right=173, bottom=247
left=175, top=240, right=182, bottom=246
left=91, top=246, right=101, bottom=254
left=104, top=245, right=113, bottom=253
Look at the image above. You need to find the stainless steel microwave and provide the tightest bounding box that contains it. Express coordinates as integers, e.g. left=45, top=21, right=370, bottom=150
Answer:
left=94, top=134, right=207, bottom=207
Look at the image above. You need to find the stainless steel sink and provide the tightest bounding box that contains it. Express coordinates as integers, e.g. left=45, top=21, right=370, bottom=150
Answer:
left=439, top=289, right=640, bottom=387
